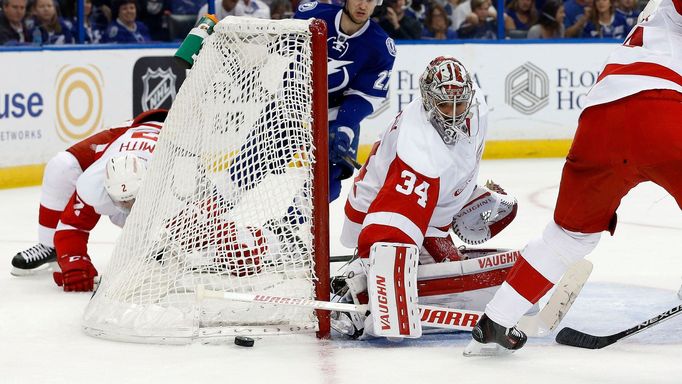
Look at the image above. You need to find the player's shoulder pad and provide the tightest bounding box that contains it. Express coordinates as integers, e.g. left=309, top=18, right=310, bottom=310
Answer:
left=366, top=22, right=397, bottom=58
left=297, top=1, right=319, bottom=12
left=297, top=1, right=340, bottom=14
left=395, top=98, right=454, bottom=178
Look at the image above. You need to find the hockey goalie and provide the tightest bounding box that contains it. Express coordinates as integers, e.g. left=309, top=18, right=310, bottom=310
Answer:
left=332, top=56, right=519, bottom=339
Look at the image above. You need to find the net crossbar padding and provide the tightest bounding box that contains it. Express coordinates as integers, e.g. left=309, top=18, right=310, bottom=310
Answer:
left=82, top=17, right=329, bottom=344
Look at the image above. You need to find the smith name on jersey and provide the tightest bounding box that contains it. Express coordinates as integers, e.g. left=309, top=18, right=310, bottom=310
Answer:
left=294, top=2, right=396, bottom=121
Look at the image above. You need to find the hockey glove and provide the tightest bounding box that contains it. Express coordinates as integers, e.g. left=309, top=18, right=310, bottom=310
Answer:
left=329, top=125, right=355, bottom=166
left=53, top=255, right=98, bottom=292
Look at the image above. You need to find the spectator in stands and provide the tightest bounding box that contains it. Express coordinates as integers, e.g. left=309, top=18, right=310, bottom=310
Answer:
left=269, top=0, right=292, bottom=19
left=0, top=0, right=31, bottom=44
left=197, top=0, right=242, bottom=21
left=563, top=0, right=590, bottom=37
left=169, top=0, right=203, bottom=15
left=616, top=0, right=639, bottom=32
left=505, top=0, right=538, bottom=31
left=241, top=0, right=270, bottom=18
left=457, top=0, right=497, bottom=38
left=379, top=0, right=422, bottom=39
left=443, top=0, right=461, bottom=21
left=422, top=3, right=458, bottom=39
left=451, top=0, right=496, bottom=30
left=29, top=0, right=75, bottom=44
left=198, top=0, right=269, bottom=21
left=104, top=0, right=151, bottom=42
left=71, top=0, right=106, bottom=43
left=582, top=0, right=627, bottom=38
left=90, top=0, right=112, bottom=27
left=526, top=0, right=564, bottom=38
left=138, top=0, right=168, bottom=41
left=405, top=0, right=427, bottom=23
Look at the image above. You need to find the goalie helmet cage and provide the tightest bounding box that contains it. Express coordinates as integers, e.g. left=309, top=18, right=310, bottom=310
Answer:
left=82, top=17, right=330, bottom=344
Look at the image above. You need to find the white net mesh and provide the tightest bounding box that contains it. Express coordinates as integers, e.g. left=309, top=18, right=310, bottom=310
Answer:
left=83, top=17, right=326, bottom=344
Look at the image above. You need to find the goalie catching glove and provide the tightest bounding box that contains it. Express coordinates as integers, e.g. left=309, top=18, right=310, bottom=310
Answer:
left=452, top=181, right=517, bottom=245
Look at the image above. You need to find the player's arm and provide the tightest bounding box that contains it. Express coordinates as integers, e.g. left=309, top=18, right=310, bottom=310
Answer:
left=52, top=192, right=101, bottom=292
left=330, top=48, right=396, bottom=172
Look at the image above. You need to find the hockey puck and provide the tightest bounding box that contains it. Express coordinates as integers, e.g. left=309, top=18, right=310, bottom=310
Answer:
left=234, top=336, right=255, bottom=347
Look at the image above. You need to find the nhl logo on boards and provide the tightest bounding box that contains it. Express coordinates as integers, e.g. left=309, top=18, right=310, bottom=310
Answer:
left=141, top=67, right=177, bottom=112
left=132, top=56, right=187, bottom=115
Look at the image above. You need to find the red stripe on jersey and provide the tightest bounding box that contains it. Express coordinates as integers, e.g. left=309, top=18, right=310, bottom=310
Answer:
left=344, top=200, right=366, bottom=225
left=394, top=246, right=411, bottom=335
left=66, top=127, right=129, bottom=170
left=358, top=224, right=414, bottom=258
left=356, top=157, right=439, bottom=258
left=505, top=256, right=553, bottom=303
left=673, top=0, right=682, bottom=15
left=352, top=141, right=380, bottom=196
left=54, top=193, right=102, bottom=258
left=597, top=62, right=682, bottom=87
left=371, top=157, right=439, bottom=233
left=417, top=267, right=510, bottom=296
left=38, top=205, right=63, bottom=229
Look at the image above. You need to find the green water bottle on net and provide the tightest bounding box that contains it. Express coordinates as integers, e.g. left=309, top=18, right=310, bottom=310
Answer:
left=174, top=14, right=219, bottom=69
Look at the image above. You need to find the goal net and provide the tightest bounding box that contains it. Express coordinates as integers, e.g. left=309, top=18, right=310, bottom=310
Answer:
left=82, top=17, right=329, bottom=344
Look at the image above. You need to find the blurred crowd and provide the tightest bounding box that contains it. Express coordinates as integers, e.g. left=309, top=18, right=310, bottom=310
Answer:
left=0, top=0, right=646, bottom=45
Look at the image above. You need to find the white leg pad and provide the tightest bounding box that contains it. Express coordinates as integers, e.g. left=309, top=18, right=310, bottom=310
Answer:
left=365, top=242, right=421, bottom=339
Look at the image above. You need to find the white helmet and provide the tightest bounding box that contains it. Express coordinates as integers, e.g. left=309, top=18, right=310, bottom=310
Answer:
left=419, top=56, right=475, bottom=145
left=104, top=154, right=147, bottom=204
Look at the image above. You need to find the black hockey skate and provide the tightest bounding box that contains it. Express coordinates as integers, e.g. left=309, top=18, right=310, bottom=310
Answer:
left=463, top=314, right=527, bottom=356
left=11, top=244, right=57, bottom=276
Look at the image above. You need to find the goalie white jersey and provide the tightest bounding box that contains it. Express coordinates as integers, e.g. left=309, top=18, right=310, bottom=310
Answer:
left=341, top=89, right=489, bottom=258
left=583, top=0, right=682, bottom=109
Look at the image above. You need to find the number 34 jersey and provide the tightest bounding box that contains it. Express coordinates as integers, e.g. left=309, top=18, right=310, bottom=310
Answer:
left=340, top=90, right=489, bottom=258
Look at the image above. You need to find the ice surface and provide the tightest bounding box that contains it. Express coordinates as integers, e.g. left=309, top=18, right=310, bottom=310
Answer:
left=2, top=158, right=681, bottom=383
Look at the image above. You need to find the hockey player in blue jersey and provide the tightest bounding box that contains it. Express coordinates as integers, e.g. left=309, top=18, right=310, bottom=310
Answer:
left=295, top=0, right=396, bottom=201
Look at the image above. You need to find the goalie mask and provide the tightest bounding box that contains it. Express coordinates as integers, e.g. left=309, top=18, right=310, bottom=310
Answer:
left=104, top=154, right=147, bottom=211
left=419, top=56, right=475, bottom=145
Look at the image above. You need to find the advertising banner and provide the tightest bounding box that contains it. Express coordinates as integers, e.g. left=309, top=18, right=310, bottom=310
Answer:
left=360, top=43, right=616, bottom=144
left=0, top=43, right=617, bottom=187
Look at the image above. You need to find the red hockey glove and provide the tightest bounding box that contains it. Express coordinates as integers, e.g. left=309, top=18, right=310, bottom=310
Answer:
left=53, top=255, right=98, bottom=292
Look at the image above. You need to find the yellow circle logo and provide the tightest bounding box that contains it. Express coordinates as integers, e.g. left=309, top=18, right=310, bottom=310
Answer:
left=55, top=65, right=104, bottom=141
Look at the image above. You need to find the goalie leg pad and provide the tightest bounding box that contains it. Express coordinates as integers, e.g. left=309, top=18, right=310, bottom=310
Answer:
left=365, top=242, right=421, bottom=339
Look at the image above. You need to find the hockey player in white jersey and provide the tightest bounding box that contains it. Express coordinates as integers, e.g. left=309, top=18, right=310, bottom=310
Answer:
left=332, top=56, right=520, bottom=339
left=10, top=110, right=166, bottom=292
left=465, top=0, right=682, bottom=355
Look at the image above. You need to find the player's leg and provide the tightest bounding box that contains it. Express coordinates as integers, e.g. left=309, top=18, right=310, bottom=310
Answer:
left=467, top=98, right=640, bottom=354
left=634, top=90, right=682, bottom=209
left=12, top=152, right=82, bottom=276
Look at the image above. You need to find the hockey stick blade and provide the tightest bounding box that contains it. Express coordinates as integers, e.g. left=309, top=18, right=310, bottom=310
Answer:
left=555, top=304, right=682, bottom=349
left=555, top=327, right=614, bottom=349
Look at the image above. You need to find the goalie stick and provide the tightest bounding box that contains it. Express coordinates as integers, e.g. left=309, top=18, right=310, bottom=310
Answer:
left=555, top=303, right=682, bottom=349
left=197, top=259, right=592, bottom=336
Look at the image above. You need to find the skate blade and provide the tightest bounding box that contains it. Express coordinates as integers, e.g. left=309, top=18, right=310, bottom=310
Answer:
left=462, top=340, right=515, bottom=357
left=10, top=261, right=57, bottom=277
